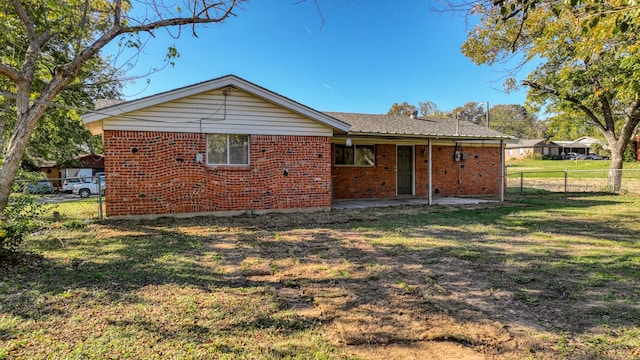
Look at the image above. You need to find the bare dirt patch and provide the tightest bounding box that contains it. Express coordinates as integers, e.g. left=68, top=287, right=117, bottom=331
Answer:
left=200, top=199, right=636, bottom=359
left=5, top=195, right=639, bottom=359
left=136, top=202, right=564, bottom=359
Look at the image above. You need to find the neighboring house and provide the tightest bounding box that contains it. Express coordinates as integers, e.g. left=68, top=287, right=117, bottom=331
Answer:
left=36, top=159, right=62, bottom=188
left=507, top=136, right=608, bottom=160
left=82, top=75, right=512, bottom=219
left=36, top=154, right=104, bottom=189
left=554, top=136, right=605, bottom=156
left=505, top=139, right=562, bottom=159
left=61, top=154, right=105, bottom=181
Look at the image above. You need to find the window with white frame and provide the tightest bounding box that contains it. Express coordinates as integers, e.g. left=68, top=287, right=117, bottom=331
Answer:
left=334, top=144, right=375, bottom=166
left=207, top=134, right=249, bottom=165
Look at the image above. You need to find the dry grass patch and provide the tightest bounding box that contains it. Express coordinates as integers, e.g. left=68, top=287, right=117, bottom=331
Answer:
left=1, top=193, right=639, bottom=359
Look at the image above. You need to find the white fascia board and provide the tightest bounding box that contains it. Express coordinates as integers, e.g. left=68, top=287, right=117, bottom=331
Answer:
left=82, top=75, right=351, bottom=133
left=344, top=131, right=514, bottom=141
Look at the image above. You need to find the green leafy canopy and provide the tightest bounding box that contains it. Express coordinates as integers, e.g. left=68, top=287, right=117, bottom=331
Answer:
left=459, top=0, right=640, bottom=189
left=0, top=0, right=241, bottom=212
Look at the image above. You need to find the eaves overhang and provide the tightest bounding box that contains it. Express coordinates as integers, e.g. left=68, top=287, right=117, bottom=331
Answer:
left=333, top=132, right=515, bottom=142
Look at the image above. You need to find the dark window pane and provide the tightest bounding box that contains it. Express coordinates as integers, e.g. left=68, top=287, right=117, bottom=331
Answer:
left=229, top=135, right=249, bottom=164
left=334, top=144, right=354, bottom=165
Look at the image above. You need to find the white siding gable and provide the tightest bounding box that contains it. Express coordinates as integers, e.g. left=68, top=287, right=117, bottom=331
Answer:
left=101, top=87, right=333, bottom=136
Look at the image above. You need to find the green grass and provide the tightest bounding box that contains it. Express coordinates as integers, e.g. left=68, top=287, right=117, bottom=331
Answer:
left=506, top=159, right=640, bottom=194
left=43, top=198, right=103, bottom=220
left=506, top=158, right=640, bottom=178
left=1, top=193, right=639, bottom=359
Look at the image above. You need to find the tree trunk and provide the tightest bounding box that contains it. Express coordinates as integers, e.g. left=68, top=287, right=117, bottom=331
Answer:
left=0, top=118, right=35, bottom=211
left=608, top=145, right=624, bottom=192
left=0, top=103, right=50, bottom=212
left=0, top=147, right=24, bottom=212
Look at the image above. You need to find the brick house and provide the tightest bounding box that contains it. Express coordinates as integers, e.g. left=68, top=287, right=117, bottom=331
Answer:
left=505, top=139, right=562, bottom=160
left=83, top=75, right=511, bottom=219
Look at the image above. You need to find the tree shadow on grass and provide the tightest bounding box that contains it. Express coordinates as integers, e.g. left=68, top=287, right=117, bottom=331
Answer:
left=1, top=192, right=638, bottom=358
left=342, top=194, right=639, bottom=328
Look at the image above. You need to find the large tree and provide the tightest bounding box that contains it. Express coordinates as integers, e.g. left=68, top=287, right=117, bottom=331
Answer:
left=1, top=58, right=120, bottom=168
left=461, top=0, right=640, bottom=190
left=543, top=109, right=600, bottom=142
left=451, top=101, right=487, bottom=125
left=489, top=104, right=545, bottom=139
left=419, top=100, right=450, bottom=118
left=387, top=101, right=418, bottom=117
left=0, top=0, right=242, bottom=212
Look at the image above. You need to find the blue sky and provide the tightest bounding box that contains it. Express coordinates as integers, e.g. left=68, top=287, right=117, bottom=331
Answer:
left=108, top=0, right=531, bottom=115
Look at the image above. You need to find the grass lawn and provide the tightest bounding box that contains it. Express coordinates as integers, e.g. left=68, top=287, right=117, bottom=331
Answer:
left=43, top=198, right=103, bottom=220
left=506, top=159, right=640, bottom=194
left=1, top=193, right=639, bottom=359
left=506, top=159, right=640, bottom=178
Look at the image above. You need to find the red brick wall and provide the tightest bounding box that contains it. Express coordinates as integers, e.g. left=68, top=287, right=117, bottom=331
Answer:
left=332, top=143, right=502, bottom=199
left=431, top=145, right=502, bottom=196
left=415, top=145, right=430, bottom=196
left=331, top=144, right=397, bottom=199
left=103, top=131, right=332, bottom=217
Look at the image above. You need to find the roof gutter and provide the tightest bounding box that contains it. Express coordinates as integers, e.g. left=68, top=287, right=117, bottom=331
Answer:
left=333, top=133, right=514, bottom=142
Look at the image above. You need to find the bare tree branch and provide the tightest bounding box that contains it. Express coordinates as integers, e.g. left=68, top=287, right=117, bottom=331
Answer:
left=295, top=0, right=325, bottom=28
left=619, top=98, right=640, bottom=143
left=10, top=0, right=37, bottom=46
left=0, top=0, right=243, bottom=212
left=523, top=80, right=607, bottom=133
left=0, top=64, right=22, bottom=83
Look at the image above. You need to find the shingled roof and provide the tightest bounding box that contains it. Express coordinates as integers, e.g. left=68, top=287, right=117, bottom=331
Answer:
left=324, top=112, right=511, bottom=140
left=506, top=139, right=561, bottom=149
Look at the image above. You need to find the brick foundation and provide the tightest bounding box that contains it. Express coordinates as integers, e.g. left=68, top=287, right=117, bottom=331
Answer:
left=104, top=131, right=332, bottom=217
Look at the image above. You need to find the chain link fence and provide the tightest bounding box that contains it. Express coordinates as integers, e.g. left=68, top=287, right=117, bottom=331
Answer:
left=507, top=169, right=640, bottom=195
left=13, top=176, right=104, bottom=221
left=11, top=170, right=640, bottom=221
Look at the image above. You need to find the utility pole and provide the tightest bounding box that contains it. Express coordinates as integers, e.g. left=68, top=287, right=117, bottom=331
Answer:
left=479, top=102, right=490, bottom=127
left=485, top=101, right=489, bottom=128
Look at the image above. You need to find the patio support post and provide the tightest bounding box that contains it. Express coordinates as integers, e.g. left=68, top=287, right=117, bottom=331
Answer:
left=500, top=140, right=505, bottom=202
left=428, top=138, right=433, bottom=205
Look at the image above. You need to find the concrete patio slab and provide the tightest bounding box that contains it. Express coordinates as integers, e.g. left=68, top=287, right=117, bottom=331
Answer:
left=332, top=197, right=497, bottom=210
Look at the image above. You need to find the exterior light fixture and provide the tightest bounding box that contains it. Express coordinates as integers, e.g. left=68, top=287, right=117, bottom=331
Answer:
left=346, top=138, right=352, bottom=147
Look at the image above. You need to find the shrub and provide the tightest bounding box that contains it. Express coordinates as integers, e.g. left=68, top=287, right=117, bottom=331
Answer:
left=1, top=187, right=51, bottom=254
left=623, top=147, right=637, bottom=163
left=525, top=152, right=543, bottom=160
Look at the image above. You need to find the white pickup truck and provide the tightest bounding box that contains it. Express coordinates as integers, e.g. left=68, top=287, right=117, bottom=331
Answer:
left=72, top=174, right=105, bottom=198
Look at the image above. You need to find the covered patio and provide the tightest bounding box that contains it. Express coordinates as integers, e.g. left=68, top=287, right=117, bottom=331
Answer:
left=332, top=196, right=497, bottom=210
left=327, top=112, right=511, bottom=204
